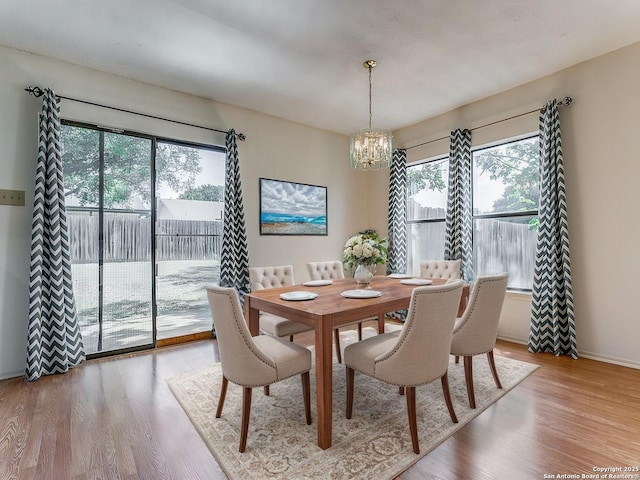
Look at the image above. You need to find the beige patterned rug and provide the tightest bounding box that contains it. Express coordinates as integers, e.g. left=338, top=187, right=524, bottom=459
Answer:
left=167, top=330, right=538, bottom=479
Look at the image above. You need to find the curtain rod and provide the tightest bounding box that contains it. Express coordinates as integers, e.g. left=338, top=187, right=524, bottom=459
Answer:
left=403, top=96, right=572, bottom=151
left=24, top=86, right=246, bottom=141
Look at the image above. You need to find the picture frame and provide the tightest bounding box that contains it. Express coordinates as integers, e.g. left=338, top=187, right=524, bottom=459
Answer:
left=259, top=178, right=327, bottom=235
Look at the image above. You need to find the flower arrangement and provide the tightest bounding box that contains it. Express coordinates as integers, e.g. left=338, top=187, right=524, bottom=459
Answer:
left=342, top=229, right=388, bottom=269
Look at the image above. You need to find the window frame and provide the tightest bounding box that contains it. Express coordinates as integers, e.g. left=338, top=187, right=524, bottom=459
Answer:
left=471, top=134, right=539, bottom=292
left=470, top=133, right=539, bottom=220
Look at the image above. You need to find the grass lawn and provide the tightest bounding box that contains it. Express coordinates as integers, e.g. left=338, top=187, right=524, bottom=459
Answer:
left=71, top=260, right=219, bottom=354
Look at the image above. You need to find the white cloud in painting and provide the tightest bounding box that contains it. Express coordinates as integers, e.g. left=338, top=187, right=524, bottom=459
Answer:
left=261, top=179, right=326, bottom=217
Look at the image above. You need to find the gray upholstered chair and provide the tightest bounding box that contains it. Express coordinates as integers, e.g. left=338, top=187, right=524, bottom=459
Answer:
left=249, top=265, right=314, bottom=341
left=206, top=285, right=312, bottom=452
left=344, top=281, right=464, bottom=454
left=419, top=259, right=462, bottom=280
left=450, top=272, right=509, bottom=409
left=306, top=260, right=366, bottom=363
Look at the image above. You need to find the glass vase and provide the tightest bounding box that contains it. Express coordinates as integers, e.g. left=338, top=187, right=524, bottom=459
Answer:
left=354, top=264, right=374, bottom=284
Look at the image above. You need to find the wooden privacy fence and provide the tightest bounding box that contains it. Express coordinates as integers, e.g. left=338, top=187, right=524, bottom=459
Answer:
left=67, top=211, right=222, bottom=263
left=407, top=212, right=538, bottom=289
left=473, top=218, right=537, bottom=288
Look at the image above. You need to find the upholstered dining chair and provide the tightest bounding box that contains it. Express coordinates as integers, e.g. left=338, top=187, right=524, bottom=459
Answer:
left=306, top=260, right=344, bottom=281
left=450, top=272, right=509, bottom=409
left=205, top=285, right=312, bottom=453
left=344, top=281, right=464, bottom=454
left=419, top=259, right=462, bottom=280
left=306, top=260, right=366, bottom=363
left=249, top=265, right=314, bottom=341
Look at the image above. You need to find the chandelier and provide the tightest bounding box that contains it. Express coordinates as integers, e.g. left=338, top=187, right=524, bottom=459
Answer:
left=349, top=60, right=392, bottom=170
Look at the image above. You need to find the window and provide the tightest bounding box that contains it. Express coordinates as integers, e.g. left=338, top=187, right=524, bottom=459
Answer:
left=406, top=135, right=539, bottom=290
left=406, top=157, right=449, bottom=272
left=472, top=136, right=539, bottom=290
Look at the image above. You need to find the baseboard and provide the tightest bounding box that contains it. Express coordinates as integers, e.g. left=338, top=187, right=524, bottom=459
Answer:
left=497, top=335, right=640, bottom=370
left=578, top=351, right=640, bottom=370
left=0, top=370, right=24, bottom=381
left=497, top=334, right=528, bottom=346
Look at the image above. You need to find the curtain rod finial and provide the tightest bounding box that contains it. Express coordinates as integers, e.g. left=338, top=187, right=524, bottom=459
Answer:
left=25, top=86, right=45, bottom=97
left=237, top=132, right=246, bottom=141
left=561, top=96, right=572, bottom=106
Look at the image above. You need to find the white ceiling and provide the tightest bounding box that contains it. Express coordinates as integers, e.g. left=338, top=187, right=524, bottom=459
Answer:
left=2, top=0, right=640, bottom=135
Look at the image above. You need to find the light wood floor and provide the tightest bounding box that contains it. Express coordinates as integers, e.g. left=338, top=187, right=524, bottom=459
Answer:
left=1, top=327, right=639, bottom=480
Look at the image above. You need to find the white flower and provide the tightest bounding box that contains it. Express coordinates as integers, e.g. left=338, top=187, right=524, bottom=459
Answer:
left=342, top=231, right=388, bottom=269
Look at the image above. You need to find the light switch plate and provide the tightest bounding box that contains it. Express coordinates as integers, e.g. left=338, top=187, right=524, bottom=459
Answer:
left=0, top=189, right=26, bottom=206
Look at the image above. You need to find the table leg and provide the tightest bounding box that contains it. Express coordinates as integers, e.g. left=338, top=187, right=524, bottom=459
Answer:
left=377, top=314, right=385, bottom=334
left=315, top=314, right=333, bottom=449
left=457, top=285, right=470, bottom=317
left=245, top=297, right=260, bottom=336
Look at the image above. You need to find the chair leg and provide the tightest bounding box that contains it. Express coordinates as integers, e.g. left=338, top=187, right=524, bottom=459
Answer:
left=264, top=385, right=270, bottom=396
left=301, top=372, right=312, bottom=425
left=406, top=386, right=419, bottom=454
left=239, top=386, right=253, bottom=452
left=334, top=328, right=342, bottom=363
left=357, top=322, right=363, bottom=341
left=346, top=367, right=355, bottom=419
left=440, top=372, right=458, bottom=424
left=399, top=386, right=405, bottom=395
left=487, top=350, right=503, bottom=389
left=215, top=375, right=228, bottom=418
left=288, top=335, right=294, bottom=342
left=455, top=355, right=460, bottom=364
left=463, top=356, right=476, bottom=409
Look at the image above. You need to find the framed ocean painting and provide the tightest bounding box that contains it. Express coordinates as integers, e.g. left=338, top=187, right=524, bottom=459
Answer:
left=259, top=178, right=327, bottom=235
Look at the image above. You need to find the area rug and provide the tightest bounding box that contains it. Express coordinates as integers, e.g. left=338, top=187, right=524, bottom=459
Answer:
left=166, top=330, right=538, bottom=480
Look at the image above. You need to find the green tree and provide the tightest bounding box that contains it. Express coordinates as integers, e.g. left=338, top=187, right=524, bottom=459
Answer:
left=179, top=184, right=224, bottom=202
left=407, top=160, right=447, bottom=193
left=474, top=139, right=539, bottom=213
left=61, top=126, right=202, bottom=208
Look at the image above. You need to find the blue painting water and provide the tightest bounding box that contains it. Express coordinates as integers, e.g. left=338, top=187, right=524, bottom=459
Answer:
left=261, top=212, right=326, bottom=225
left=261, top=212, right=327, bottom=234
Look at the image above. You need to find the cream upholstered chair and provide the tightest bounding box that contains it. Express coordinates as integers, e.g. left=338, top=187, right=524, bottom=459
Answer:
left=450, top=272, right=509, bottom=409
left=249, top=265, right=314, bottom=341
left=306, top=260, right=344, bottom=280
left=206, top=285, right=312, bottom=452
left=306, top=260, right=365, bottom=363
left=344, top=281, right=464, bottom=454
left=419, top=259, right=462, bottom=280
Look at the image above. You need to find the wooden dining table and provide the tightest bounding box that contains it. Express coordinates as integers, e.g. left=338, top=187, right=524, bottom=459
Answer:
left=243, top=275, right=469, bottom=450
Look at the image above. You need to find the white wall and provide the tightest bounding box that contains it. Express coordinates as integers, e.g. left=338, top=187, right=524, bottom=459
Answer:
left=392, top=42, right=640, bottom=368
left=0, top=45, right=373, bottom=379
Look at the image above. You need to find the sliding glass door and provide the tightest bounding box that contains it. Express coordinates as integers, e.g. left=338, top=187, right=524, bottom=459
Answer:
left=62, top=123, right=225, bottom=355
left=62, top=124, right=154, bottom=355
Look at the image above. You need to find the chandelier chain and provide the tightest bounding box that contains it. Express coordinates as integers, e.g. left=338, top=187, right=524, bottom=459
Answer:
left=368, top=64, right=373, bottom=130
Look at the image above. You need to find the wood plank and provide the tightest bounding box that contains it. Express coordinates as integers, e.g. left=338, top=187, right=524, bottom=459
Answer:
left=245, top=276, right=469, bottom=328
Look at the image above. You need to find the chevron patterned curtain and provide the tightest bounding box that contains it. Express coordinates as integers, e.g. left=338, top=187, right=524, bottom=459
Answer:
left=528, top=100, right=577, bottom=358
left=387, top=149, right=408, bottom=320
left=444, top=129, right=473, bottom=282
left=26, top=88, right=85, bottom=381
left=387, top=148, right=407, bottom=275
left=219, top=129, right=250, bottom=312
